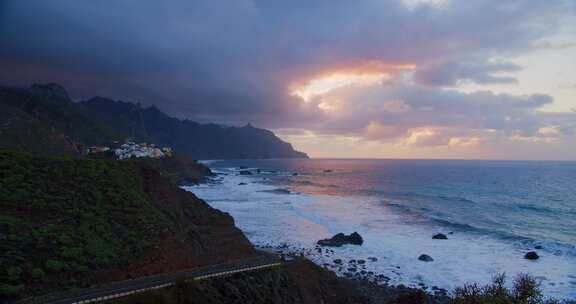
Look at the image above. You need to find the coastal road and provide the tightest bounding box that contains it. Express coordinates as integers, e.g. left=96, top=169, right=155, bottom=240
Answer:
left=17, top=255, right=282, bottom=304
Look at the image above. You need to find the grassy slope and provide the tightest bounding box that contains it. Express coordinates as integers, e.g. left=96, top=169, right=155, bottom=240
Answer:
left=0, top=150, right=170, bottom=298
left=0, top=150, right=253, bottom=302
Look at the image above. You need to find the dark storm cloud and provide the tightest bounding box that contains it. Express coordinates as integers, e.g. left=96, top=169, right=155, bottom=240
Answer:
left=0, top=0, right=572, bottom=128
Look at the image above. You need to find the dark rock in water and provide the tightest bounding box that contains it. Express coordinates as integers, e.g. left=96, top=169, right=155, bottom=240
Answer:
left=333, top=259, right=343, bottom=264
left=256, top=169, right=261, bottom=174
left=238, top=182, right=247, bottom=185
left=432, top=233, right=448, bottom=240
left=323, top=169, right=333, bottom=173
left=357, top=259, right=366, bottom=264
left=535, top=245, right=544, bottom=250
left=317, top=232, right=364, bottom=247
left=349, top=259, right=356, bottom=264
left=292, top=172, right=299, bottom=176
left=368, top=257, right=378, bottom=262
left=347, top=267, right=357, bottom=272
left=239, top=170, right=252, bottom=175
left=239, top=166, right=247, bottom=169
left=418, top=254, right=434, bottom=262
left=525, top=251, right=540, bottom=260
left=269, top=188, right=291, bottom=194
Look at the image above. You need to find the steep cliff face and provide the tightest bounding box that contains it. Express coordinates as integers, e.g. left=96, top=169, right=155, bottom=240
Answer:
left=0, top=84, right=119, bottom=155
left=0, top=83, right=308, bottom=159
left=80, top=96, right=309, bottom=159
left=0, top=150, right=254, bottom=302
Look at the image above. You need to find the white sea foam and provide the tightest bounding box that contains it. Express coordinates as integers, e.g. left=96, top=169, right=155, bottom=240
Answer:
left=185, top=168, right=576, bottom=299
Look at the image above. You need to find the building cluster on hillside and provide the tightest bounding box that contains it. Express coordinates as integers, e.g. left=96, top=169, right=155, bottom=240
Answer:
left=115, top=142, right=173, bottom=160
left=86, top=141, right=173, bottom=160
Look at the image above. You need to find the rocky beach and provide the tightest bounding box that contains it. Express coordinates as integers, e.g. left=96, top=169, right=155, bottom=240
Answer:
left=187, top=160, right=576, bottom=300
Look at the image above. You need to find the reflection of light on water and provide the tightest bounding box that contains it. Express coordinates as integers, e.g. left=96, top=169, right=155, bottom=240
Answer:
left=186, top=163, right=576, bottom=299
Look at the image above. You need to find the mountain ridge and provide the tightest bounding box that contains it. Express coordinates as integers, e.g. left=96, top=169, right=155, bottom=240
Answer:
left=0, top=83, right=308, bottom=159
left=79, top=95, right=308, bottom=159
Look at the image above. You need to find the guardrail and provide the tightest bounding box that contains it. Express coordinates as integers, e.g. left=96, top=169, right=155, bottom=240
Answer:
left=16, top=255, right=282, bottom=304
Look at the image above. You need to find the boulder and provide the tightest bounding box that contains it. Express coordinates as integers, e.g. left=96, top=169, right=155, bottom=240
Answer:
left=239, top=170, right=253, bottom=175
left=348, top=232, right=364, bottom=245
left=534, top=245, right=544, bottom=250
left=418, top=254, right=434, bottom=262
left=269, top=188, right=291, bottom=194
left=317, top=232, right=364, bottom=247
left=432, top=233, right=448, bottom=240
left=357, top=259, right=366, bottom=264
left=524, top=251, right=539, bottom=260
left=368, top=257, right=378, bottom=262
left=333, top=259, right=342, bottom=264
left=238, top=182, right=247, bottom=185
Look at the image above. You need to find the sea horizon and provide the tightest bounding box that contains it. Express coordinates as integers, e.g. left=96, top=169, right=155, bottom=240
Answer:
left=189, top=158, right=576, bottom=299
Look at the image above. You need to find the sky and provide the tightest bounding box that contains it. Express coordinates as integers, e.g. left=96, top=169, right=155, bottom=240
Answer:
left=1, top=0, right=575, bottom=160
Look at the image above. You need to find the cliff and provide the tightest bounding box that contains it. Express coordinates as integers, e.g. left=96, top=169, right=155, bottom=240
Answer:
left=0, top=149, right=371, bottom=304
left=0, top=150, right=254, bottom=302
left=0, top=84, right=119, bottom=155
left=79, top=96, right=308, bottom=159
left=0, top=83, right=308, bottom=159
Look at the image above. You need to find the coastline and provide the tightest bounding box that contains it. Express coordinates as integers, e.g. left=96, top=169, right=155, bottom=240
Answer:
left=185, top=162, right=576, bottom=300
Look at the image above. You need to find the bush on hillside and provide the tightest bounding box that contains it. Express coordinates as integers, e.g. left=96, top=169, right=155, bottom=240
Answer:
left=450, top=273, right=562, bottom=304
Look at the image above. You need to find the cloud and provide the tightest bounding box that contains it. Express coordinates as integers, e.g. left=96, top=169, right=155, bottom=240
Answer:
left=0, top=0, right=574, bottom=156
left=296, top=71, right=576, bottom=149
left=0, top=1, right=570, bottom=119
left=415, top=60, right=522, bottom=86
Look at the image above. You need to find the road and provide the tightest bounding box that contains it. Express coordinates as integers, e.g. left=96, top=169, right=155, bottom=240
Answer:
left=16, top=255, right=282, bottom=304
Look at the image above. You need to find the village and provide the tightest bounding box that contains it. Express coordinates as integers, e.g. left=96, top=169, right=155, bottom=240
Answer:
left=86, top=141, right=173, bottom=160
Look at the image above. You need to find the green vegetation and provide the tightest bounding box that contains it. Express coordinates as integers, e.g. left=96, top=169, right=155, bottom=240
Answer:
left=0, top=149, right=171, bottom=301
left=390, top=273, right=570, bottom=304
left=0, top=84, right=121, bottom=156
left=135, top=156, right=212, bottom=185
left=449, top=274, right=564, bottom=304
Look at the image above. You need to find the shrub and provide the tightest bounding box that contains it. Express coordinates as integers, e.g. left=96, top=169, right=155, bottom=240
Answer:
left=393, top=288, right=429, bottom=304
left=0, top=283, right=22, bottom=296
left=6, top=266, right=22, bottom=282
left=45, top=260, right=66, bottom=272
left=513, top=274, right=543, bottom=304
left=450, top=273, right=561, bottom=304
left=61, top=246, right=86, bottom=262
left=31, top=268, right=45, bottom=280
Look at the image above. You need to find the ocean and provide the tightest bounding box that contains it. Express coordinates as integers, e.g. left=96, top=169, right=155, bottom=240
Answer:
left=184, top=159, right=576, bottom=299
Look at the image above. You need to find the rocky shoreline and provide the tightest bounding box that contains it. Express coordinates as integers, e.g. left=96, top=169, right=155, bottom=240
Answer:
left=256, top=242, right=451, bottom=301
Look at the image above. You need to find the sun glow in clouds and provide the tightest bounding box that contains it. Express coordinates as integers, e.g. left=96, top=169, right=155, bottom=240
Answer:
left=291, top=73, right=388, bottom=102
left=290, top=62, right=416, bottom=102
